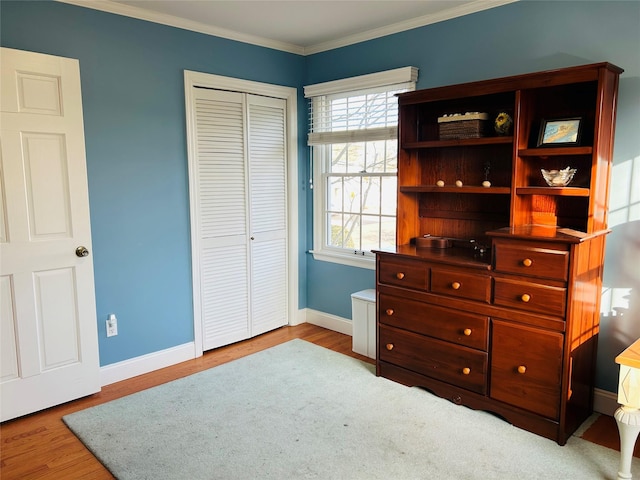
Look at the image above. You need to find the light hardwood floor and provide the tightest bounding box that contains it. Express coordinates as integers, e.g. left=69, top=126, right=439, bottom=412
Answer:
left=0, top=324, right=371, bottom=479
left=0, top=324, right=624, bottom=479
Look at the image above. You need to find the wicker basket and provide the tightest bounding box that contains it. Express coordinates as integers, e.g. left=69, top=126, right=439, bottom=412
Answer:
left=438, top=113, right=490, bottom=140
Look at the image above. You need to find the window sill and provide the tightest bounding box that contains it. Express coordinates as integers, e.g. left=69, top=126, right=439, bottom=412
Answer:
left=309, top=249, right=375, bottom=270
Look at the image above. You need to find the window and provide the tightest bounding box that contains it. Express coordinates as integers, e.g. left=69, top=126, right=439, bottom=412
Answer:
left=305, top=67, right=418, bottom=269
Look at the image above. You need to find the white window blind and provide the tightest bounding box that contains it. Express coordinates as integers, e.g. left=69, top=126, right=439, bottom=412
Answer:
left=305, top=67, right=418, bottom=269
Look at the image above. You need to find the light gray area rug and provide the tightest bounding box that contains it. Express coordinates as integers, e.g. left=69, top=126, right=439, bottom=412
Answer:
left=64, top=339, right=637, bottom=480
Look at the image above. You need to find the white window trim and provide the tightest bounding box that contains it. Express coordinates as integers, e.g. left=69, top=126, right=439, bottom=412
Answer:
left=305, top=67, right=418, bottom=270
left=303, top=66, right=418, bottom=97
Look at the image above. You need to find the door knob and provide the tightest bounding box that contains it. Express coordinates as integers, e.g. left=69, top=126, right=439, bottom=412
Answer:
left=75, top=246, right=89, bottom=257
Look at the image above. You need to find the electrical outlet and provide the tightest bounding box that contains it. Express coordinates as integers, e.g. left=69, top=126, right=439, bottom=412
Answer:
left=106, top=314, right=118, bottom=337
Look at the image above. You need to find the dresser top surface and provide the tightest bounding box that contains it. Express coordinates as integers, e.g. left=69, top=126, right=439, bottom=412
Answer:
left=374, top=245, right=491, bottom=270
left=616, top=338, right=640, bottom=369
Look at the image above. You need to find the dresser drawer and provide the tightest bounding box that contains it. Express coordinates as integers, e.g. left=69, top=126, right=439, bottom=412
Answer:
left=379, top=324, right=487, bottom=394
left=431, top=268, right=491, bottom=303
left=379, top=293, right=488, bottom=350
left=494, top=240, right=569, bottom=281
left=494, top=278, right=566, bottom=317
left=490, top=320, right=563, bottom=419
left=378, top=256, right=428, bottom=291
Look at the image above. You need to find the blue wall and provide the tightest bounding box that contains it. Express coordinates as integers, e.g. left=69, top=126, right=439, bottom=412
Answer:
left=305, top=0, right=640, bottom=392
left=2, top=0, right=639, bottom=393
left=0, top=1, right=306, bottom=366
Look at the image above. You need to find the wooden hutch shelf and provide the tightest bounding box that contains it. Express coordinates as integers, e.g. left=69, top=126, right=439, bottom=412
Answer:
left=516, top=186, right=590, bottom=197
left=400, top=186, right=511, bottom=194
left=404, top=136, right=513, bottom=149
left=375, top=62, right=623, bottom=446
left=519, top=146, right=593, bottom=157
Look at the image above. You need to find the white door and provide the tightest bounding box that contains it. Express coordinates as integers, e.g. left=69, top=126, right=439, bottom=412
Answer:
left=247, top=95, right=288, bottom=337
left=0, top=48, right=100, bottom=421
left=191, top=88, right=287, bottom=351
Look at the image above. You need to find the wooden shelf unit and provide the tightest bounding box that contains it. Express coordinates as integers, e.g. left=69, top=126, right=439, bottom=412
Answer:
left=376, top=62, right=623, bottom=445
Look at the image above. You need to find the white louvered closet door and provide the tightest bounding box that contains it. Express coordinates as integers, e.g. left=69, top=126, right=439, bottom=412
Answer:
left=247, top=95, right=288, bottom=337
left=193, top=88, right=287, bottom=351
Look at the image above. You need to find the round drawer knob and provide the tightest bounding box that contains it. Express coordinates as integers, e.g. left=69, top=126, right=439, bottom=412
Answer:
left=463, top=328, right=472, bottom=336
left=518, top=365, right=527, bottom=374
left=385, top=308, right=394, bottom=316
left=462, top=367, right=471, bottom=375
left=451, top=281, right=461, bottom=290
left=386, top=343, right=394, bottom=351
left=521, top=293, right=531, bottom=303
left=396, top=272, right=405, bottom=280
left=522, top=258, right=533, bottom=267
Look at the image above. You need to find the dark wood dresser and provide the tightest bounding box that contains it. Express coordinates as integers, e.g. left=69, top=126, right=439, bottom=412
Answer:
left=375, top=63, right=623, bottom=445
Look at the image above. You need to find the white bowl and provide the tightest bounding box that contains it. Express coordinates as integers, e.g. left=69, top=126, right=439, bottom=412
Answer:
left=541, top=167, right=576, bottom=187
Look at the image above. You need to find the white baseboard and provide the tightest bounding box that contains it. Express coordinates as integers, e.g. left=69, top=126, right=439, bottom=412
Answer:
left=594, top=387, right=618, bottom=416
left=303, top=308, right=352, bottom=336
left=289, top=308, right=308, bottom=326
left=100, top=342, right=196, bottom=386
left=99, top=309, right=339, bottom=387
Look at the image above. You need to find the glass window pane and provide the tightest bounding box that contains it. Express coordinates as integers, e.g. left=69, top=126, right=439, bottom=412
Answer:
left=362, top=176, right=381, bottom=215
left=367, top=93, right=387, bottom=128
left=343, top=214, right=360, bottom=250
left=328, top=213, right=344, bottom=247
left=385, top=140, right=398, bottom=172
left=380, top=216, right=396, bottom=250
left=361, top=215, right=380, bottom=252
left=346, top=143, right=365, bottom=173
left=381, top=177, right=397, bottom=216
left=327, top=176, right=343, bottom=212
left=330, top=144, right=347, bottom=173
left=312, top=79, right=413, bottom=256
left=343, top=177, right=361, bottom=214
left=365, top=141, right=387, bottom=173
left=330, top=98, right=347, bottom=131
left=347, top=96, right=366, bottom=130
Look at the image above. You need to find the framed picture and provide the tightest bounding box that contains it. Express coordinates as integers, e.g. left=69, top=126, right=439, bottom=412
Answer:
left=537, top=117, right=582, bottom=147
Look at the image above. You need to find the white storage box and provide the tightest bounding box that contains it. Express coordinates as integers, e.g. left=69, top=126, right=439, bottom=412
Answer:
left=351, top=289, right=376, bottom=359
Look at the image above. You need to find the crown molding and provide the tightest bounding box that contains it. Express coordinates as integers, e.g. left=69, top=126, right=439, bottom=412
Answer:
left=304, top=0, right=518, bottom=55
left=56, top=0, right=306, bottom=55
left=56, top=0, right=517, bottom=56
